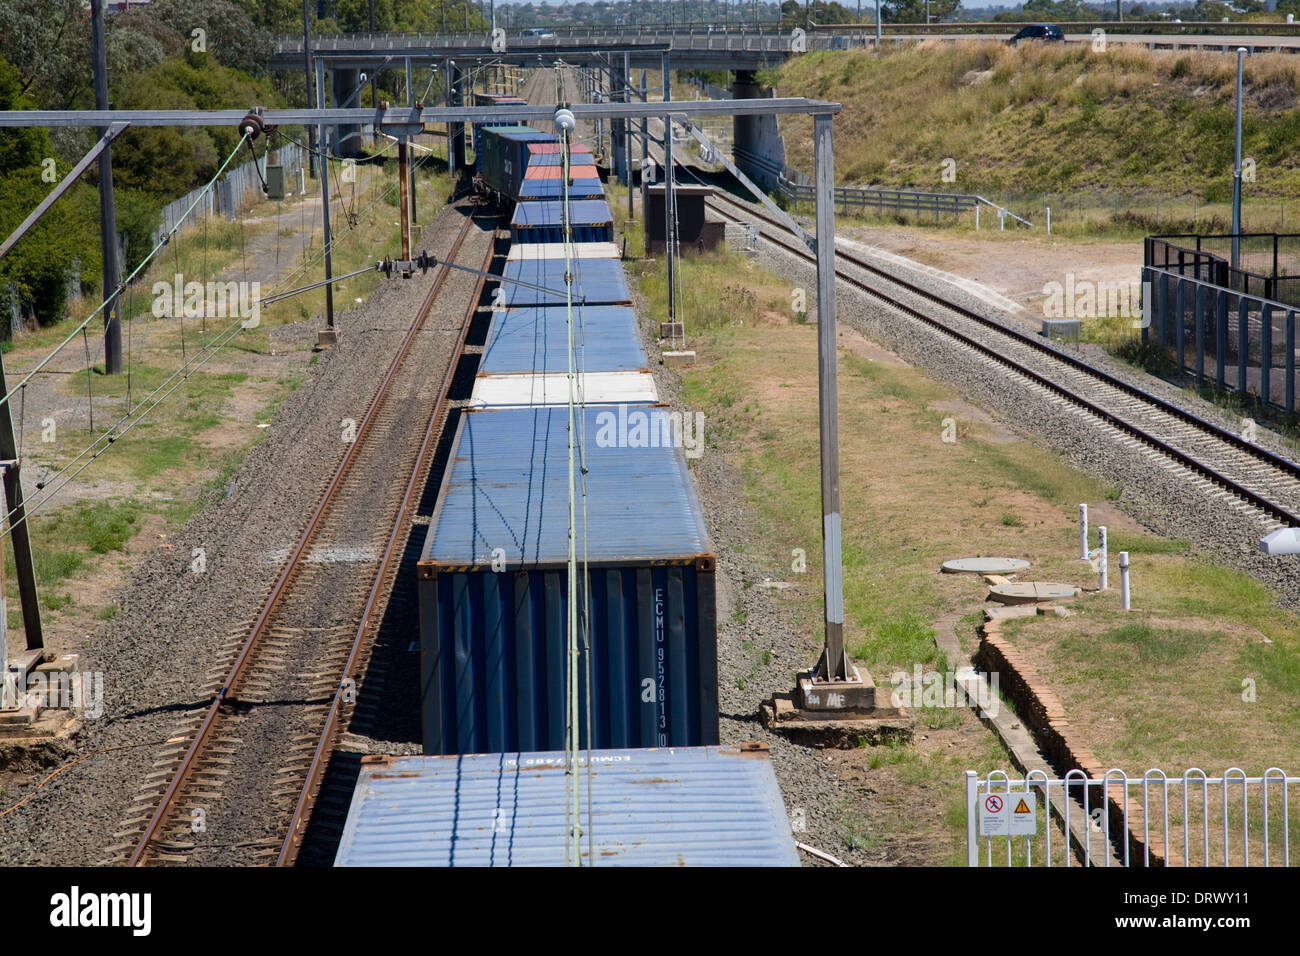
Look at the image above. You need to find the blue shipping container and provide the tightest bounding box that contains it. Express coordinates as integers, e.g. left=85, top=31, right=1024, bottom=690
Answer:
left=526, top=151, right=595, bottom=167
left=418, top=405, right=717, bottom=755
left=334, top=745, right=800, bottom=867
left=518, top=177, right=605, bottom=201
left=481, top=306, right=647, bottom=375
left=511, top=199, right=614, bottom=244
left=502, top=256, right=630, bottom=307
left=477, top=126, right=554, bottom=191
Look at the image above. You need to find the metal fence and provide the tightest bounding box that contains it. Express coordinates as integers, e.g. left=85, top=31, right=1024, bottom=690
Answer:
left=967, top=768, right=1298, bottom=867
left=1143, top=264, right=1300, bottom=414
left=774, top=176, right=1030, bottom=228
left=1148, top=234, right=1300, bottom=309
left=154, top=143, right=305, bottom=243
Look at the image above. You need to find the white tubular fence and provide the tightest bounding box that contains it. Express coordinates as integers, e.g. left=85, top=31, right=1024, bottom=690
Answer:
left=966, top=768, right=1298, bottom=867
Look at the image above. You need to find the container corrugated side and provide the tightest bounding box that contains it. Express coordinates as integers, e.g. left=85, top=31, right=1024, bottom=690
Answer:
left=481, top=305, right=646, bottom=375
left=418, top=405, right=717, bottom=755
left=334, top=746, right=800, bottom=867
left=502, top=257, right=629, bottom=306
left=478, top=126, right=552, bottom=191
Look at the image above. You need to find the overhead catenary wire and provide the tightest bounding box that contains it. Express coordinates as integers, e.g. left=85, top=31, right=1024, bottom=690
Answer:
left=0, top=131, right=252, bottom=410
left=0, top=126, right=412, bottom=538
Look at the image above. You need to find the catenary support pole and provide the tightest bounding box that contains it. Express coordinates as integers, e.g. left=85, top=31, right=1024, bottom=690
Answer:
left=0, top=348, right=43, bottom=650
left=813, top=112, right=846, bottom=681
left=315, top=58, right=335, bottom=335
left=1232, top=46, right=1246, bottom=271
left=662, top=56, right=674, bottom=334
left=91, top=0, right=122, bottom=376
left=641, top=71, right=649, bottom=255
left=303, top=0, right=316, bottom=177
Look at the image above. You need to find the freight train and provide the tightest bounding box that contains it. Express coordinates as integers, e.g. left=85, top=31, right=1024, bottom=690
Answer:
left=417, top=121, right=720, bottom=757
left=331, top=117, right=798, bottom=870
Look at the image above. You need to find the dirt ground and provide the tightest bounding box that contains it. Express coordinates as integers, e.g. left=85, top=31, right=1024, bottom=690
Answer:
left=838, top=225, right=1144, bottom=329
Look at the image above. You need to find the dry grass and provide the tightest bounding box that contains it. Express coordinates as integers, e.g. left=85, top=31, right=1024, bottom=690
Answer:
left=770, top=41, right=1300, bottom=202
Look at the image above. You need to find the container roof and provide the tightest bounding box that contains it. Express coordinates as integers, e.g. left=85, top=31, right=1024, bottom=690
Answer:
left=480, top=125, right=555, bottom=142
left=481, top=305, right=645, bottom=375
left=334, top=746, right=799, bottom=867
left=506, top=242, right=619, bottom=261
left=518, top=178, right=604, bottom=199
left=511, top=199, right=612, bottom=227
left=502, top=257, right=629, bottom=307
left=527, top=151, right=595, bottom=166
left=424, top=404, right=711, bottom=567
left=468, top=370, right=658, bottom=408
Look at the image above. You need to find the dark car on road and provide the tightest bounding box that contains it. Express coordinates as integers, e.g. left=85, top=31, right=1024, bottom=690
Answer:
left=1008, top=24, right=1065, bottom=45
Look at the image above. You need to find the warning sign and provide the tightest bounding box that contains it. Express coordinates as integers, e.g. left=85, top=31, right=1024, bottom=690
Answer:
left=1010, top=793, right=1037, bottom=836
left=978, top=791, right=1037, bottom=836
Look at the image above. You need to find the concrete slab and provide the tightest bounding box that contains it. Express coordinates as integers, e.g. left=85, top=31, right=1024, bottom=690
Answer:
left=985, top=604, right=1040, bottom=621
left=942, top=557, right=1030, bottom=575
left=988, top=582, right=1079, bottom=605
left=663, top=350, right=696, bottom=366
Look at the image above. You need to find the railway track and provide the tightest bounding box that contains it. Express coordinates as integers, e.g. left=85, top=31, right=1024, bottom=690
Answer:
left=112, top=203, right=500, bottom=866
left=705, top=189, right=1300, bottom=531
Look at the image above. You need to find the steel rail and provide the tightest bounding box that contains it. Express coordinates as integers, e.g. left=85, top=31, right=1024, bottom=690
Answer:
left=276, top=223, right=500, bottom=866
left=708, top=193, right=1300, bottom=528
left=127, top=210, right=479, bottom=867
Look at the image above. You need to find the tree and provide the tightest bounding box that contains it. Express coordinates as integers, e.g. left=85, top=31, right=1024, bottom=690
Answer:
left=880, top=0, right=961, bottom=22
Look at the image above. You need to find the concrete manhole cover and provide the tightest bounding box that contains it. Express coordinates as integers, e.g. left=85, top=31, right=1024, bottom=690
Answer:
left=988, top=582, right=1079, bottom=605
left=941, top=557, right=1031, bottom=575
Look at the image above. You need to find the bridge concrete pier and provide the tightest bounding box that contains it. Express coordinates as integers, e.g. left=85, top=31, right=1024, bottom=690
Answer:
left=330, top=67, right=363, bottom=158
left=732, top=70, right=787, bottom=191
left=446, top=60, right=466, bottom=171
left=611, top=59, right=628, bottom=184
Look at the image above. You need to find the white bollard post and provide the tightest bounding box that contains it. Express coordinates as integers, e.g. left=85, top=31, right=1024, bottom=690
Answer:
left=1119, top=551, right=1131, bottom=610
left=999, top=209, right=1006, bottom=231
left=1046, top=206, right=1051, bottom=235
left=1079, top=504, right=1089, bottom=560
left=1098, top=526, right=1109, bottom=590
left=975, top=205, right=980, bottom=231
